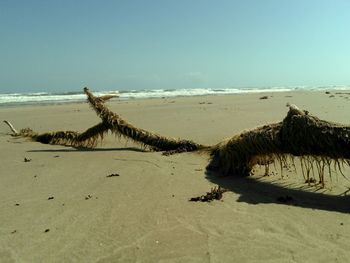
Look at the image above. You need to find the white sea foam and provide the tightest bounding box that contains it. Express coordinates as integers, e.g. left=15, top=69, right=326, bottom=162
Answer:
left=0, top=86, right=349, bottom=106
left=117, top=87, right=292, bottom=99
left=0, top=91, right=117, bottom=106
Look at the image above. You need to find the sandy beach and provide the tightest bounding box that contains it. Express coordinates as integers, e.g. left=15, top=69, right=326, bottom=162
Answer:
left=0, top=91, right=349, bottom=262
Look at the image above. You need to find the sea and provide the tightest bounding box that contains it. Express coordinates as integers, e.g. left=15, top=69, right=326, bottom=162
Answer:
left=0, top=86, right=349, bottom=107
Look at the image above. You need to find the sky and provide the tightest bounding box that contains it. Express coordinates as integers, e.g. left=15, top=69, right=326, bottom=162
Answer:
left=1, top=0, right=350, bottom=93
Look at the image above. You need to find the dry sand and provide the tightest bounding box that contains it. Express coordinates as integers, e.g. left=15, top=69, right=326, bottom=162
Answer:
left=0, top=91, right=349, bottom=262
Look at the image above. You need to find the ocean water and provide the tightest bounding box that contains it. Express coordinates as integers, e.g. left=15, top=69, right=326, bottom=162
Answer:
left=0, top=86, right=349, bottom=107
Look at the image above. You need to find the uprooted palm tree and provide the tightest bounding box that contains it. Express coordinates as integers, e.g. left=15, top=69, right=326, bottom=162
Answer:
left=4, top=88, right=350, bottom=186
left=207, top=104, right=350, bottom=186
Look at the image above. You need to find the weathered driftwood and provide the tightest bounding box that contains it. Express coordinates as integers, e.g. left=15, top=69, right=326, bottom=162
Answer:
left=4, top=88, right=350, bottom=186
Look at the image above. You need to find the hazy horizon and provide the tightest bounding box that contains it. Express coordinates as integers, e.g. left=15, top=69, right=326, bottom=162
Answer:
left=1, top=0, right=350, bottom=93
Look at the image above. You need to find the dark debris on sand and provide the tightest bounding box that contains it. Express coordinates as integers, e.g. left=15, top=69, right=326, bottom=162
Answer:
left=259, top=96, right=269, bottom=100
left=106, top=173, right=120, bottom=177
left=189, top=186, right=227, bottom=202
left=85, top=195, right=92, bottom=200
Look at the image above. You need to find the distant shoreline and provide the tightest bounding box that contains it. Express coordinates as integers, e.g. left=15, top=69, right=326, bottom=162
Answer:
left=0, top=86, right=349, bottom=108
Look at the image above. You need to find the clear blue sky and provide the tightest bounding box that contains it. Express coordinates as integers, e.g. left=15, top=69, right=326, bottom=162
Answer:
left=1, top=0, right=350, bottom=93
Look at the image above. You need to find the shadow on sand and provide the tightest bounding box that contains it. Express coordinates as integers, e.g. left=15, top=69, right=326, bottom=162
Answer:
left=25, top=144, right=350, bottom=213
left=205, top=169, right=350, bottom=214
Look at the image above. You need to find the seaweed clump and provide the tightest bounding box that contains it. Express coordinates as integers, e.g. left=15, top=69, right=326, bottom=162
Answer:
left=189, top=186, right=227, bottom=202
